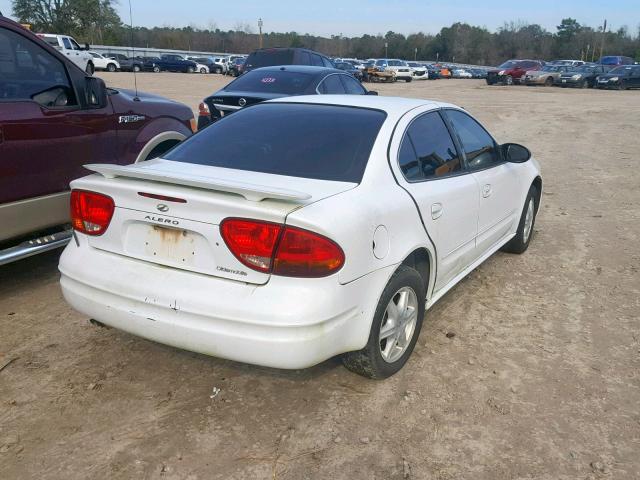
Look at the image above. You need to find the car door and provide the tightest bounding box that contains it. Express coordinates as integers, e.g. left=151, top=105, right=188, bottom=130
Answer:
left=0, top=25, right=116, bottom=206
left=443, top=109, right=521, bottom=257
left=389, top=109, right=480, bottom=291
left=631, top=66, right=640, bottom=87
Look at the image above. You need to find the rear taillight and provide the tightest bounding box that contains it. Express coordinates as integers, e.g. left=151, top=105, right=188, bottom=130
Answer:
left=220, top=218, right=344, bottom=278
left=70, top=190, right=114, bottom=236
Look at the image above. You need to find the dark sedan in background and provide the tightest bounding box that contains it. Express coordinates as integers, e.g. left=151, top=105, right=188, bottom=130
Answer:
left=557, top=64, right=611, bottom=88
left=108, top=53, right=143, bottom=72
left=334, top=61, right=364, bottom=80
left=596, top=65, right=640, bottom=90
left=197, top=65, right=374, bottom=129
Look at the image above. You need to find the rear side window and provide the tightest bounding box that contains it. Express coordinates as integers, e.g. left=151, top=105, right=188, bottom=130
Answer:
left=164, top=103, right=386, bottom=183
left=398, top=112, right=461, bottom=181
left=445, top=110, right=501, bottom=171
left=246, top=50, right=294, bottom=69
left=310, top=54, right=323, bottom=66
left=340, top=75, right=366, bottom=94
left=318, top=74, right=346, bottom=94
left=224, top=70, right=314, bottom=94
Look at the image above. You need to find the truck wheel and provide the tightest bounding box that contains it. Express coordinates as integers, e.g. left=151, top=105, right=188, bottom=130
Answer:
left=153, top=66, right=160, bottom=73
left=133, top=65, right=141, bottom=72
left=107, top=63, right=117, bottom=72
left=85, top=62, right=94, bottom=75
left=342, top=265, right=426, bottom=379
left=187, top=66, right=195, bottom=73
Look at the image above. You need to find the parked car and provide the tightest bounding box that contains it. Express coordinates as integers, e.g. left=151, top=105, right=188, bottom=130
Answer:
left=407, top=62, right=428, bottom=80
left=59, top=95, right=542, bottom=378
left=228, top=57, right=246, bottom=77
left=146, top=54, right=198, bottom=73
left=522, top=65, right=570, bottom=86
left=468, top=68, right=487, bottom=79
left=557, top=64, right=611, bottom=88
left=88, top=51, right=119, bottom=72
left=193, top=62, right=210, bottom=74
left=36, top=33, right=94, bottom=74
left=243, top=47, right=334, bottom=74
left=425, top=64, right=441, bottom=79
left=186, top=56, right=217, bottom=73
left=547, top=59, right=585, bottom=67
left=0, top=16, right=196, bottom=265
left=451, top=68, right=472, bottom=79
left=596, top=65, right=640, bottom=90
left=211, top=57, right=228, bottom=74
left=437, top=65, right=452, bottom=78
left=597, top=56, right=635, bottom=67
left=108, top=53, right=143, bottom=72
left=486, top=60, right=545, bottom=85
left=197, top=65, right=374, bottom=129
left=334, top=61, right=363, bottom=80
left=374, top=59, right=413, bottom=82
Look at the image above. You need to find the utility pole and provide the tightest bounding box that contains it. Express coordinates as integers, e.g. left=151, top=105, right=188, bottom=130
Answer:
left=384, top=42, right=388, bottom=58
left=414, top=47, right=417, bottom=61
left=339, top=32, right=343, bottom=57
left=436, top=52, right=439, bottom=63
left=599, top=19, right=607, bottom=60
left=258, top=18, right=263, bottom=48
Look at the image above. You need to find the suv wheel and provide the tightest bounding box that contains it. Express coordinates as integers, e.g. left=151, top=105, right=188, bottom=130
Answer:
left=505, top=75, right=513, bottom=85
left=153, top=66, right=160, bottom=73
left=405, top=77, right=412, bottom=83
left=133, top=65, right=141, bottom=72
left=107, top=63, right=117, bottom=72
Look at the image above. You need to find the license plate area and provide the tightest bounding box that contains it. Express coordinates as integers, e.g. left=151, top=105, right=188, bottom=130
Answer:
left=145, top=225, right=197, bottom=266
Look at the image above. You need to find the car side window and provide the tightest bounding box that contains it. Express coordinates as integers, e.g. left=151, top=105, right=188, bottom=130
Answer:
left=340, top=74, right=366, bottom=94
left=445, top=109, right=501, bottom=171
left=310, top=54, right=323, bottom=66
left=322, top=57, right=333, bottom=68
left=62, top=37, right=73, bottom=49
left=318, top=74, right=346, bottom=94
left=398, top=111, right=462, bottom=181
left=298, top=51, right=310, bottom=64
left=0, top=27, right=75, bottom=105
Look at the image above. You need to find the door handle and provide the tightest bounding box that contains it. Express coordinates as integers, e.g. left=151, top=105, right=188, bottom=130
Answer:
left=431, top=203, right=443, bottom=220
left=482, top=184, right=492, bottom=198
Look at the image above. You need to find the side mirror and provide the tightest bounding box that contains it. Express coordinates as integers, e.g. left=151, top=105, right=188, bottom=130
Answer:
left=502, top=143, right=531, bottom=163
left=85, top=76, right=107, bottom=108
left=366, top=90, right=378, bottom=96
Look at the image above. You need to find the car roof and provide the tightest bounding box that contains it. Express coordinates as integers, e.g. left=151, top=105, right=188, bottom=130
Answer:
left=269, top=95, right=456, bottom=119
left=249, top=65, right=343, bottom=74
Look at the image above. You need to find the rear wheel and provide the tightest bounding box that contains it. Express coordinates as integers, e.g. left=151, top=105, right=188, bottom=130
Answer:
left=405, top=77, right=412, bottom=83
left=153, top=65, right=160, bottom=73
left=544, top=76, right=553, bottom=86
left=199, top=67, right=207, bottom=74
left=342, top=265, right=425, bottom=379
left=581, top=79, right=589, bottom=88
left=505, top=75, right=513, bottom=85
left=133, top=64, right=141, bottom=72
left=501, top=185, right=538, bottom=254
left=106, top=63, right=117, bottom=72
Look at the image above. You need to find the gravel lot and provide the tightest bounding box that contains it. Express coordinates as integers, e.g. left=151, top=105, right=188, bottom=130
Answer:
left=1, top=73, right=639, bottom=479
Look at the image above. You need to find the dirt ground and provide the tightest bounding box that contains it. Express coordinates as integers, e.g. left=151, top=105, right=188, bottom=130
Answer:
left=1, top=73, right=639, bottom=480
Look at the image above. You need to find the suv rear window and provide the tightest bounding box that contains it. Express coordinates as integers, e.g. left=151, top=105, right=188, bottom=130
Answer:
left=224, top=70, right=315, bottom=94
left=164, top=103, right=386, bottom=183
left=245, top=49, right=294, bottom=69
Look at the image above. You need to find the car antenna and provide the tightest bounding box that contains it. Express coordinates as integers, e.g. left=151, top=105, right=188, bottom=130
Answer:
left=128, top=0, right=140, bottom=101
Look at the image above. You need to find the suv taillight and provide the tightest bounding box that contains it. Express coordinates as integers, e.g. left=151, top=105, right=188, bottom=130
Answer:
left=70, top=190, right=114, bottom=236
left=220, top=218, right=344, bottom=278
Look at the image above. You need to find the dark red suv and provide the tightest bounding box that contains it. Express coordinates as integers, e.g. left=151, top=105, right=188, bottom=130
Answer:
left=486, top=60, right=545, bottom=85
left=0, top=16, right=195, bottom=264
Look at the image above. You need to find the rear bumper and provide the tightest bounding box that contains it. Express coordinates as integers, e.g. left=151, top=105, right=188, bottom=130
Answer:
left=59, top=244, right=394, bottom=369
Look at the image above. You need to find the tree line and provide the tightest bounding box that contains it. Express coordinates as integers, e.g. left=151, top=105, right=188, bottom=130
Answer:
left=11, top=0, right=640, bottom=64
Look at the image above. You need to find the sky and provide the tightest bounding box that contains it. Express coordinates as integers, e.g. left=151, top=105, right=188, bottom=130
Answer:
left=1, top=0, right=638, bottom=37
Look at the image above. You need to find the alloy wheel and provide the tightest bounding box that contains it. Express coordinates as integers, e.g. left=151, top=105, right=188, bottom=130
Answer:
left=379, top=287, right=419, bottom=363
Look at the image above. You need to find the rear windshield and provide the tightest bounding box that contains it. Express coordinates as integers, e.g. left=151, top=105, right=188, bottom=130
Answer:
left=245, top=50, right=294, bottom=69
left=164, top=103, right=386, bottom=183
left=224, top=70, right=315, bottom=94
left=599, top=56, right=621, bottom=65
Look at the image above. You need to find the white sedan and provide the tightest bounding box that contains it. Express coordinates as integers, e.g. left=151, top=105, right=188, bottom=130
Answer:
left=88, top=51, right=120, bottom=72
left=59, top=96, right=542, bottom=379
left=194, top=63, right=210, bottom=74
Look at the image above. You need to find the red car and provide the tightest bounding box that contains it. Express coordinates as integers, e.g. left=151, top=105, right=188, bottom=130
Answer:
left=486, top=59, right=545, bottom=85
left=0, top=15, right=196, bottom=264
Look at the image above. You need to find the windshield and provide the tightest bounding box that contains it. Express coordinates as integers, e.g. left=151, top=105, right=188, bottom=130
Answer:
left=497, top=60, right=518, bottom=69
left=609, top=66, right=633, bottom=75
left=224, top=70, right=315, bottom=94
left=164, top=103, right=386, bottom=183
left=574, top=65, right=596, bottom=73
left=245, top=49, right=294, bottom=69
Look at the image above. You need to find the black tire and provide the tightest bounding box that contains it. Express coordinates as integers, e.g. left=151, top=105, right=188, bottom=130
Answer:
left=505, top=75, right=513, bottom=85
left=133, top=65, right=141, bottom=73
left=342, top=265, right=426, bottom=379
left=153, top=66, right=160, bottom=73
left=85, top=62, right=94, bottom=75
left=106, top=63, right=117, bottom=72
left=581, top=79, right=589, bottom=89
left=405, top=77, right=412, bottom=83
left=544, top=76, right=553, bottom=86
left=199, top=67, right=207, bottom=74
left=501, top=185, right=539, bottom=254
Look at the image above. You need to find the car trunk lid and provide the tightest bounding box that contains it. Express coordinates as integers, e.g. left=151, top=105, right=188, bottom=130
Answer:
left=73, top=159, right=356, bottom=285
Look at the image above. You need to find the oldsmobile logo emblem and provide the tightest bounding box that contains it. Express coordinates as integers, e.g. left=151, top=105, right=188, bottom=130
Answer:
left=156, top=204, right=169, bottom=213
left=238, top=98, right=247, bottom=107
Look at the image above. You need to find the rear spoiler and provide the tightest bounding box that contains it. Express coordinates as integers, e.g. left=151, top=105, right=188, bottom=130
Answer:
left=84, top=163, right=312, bottom=202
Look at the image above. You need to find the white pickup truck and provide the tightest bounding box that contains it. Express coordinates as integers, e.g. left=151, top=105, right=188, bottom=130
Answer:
left=36, top=33, right=94, bottom=74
